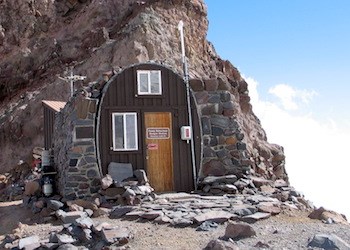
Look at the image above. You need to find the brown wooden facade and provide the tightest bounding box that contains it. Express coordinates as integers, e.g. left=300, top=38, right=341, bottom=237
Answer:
left=42, top=100, right=67, bottom=150
left=97, top=63, right=201, bottom=192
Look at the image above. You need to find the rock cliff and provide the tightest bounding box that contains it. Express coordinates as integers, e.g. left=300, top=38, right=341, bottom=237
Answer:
left=0, top=0, right=288, bottom=183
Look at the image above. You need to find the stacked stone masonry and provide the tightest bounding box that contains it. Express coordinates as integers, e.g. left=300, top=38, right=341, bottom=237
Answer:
left=190, top=78, right=251, bottom=181
left=54, top=96, right=101, bottom=199
left=52, top=74, right=275, bottom=198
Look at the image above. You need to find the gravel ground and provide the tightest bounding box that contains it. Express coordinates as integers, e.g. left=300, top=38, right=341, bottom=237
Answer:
left=1, top=201, right=350, bottom=250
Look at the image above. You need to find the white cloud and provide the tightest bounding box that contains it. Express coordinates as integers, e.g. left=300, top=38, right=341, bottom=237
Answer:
left=268, top=83, right=317, bottom=111
left=245, top=76, right=350, bottom=219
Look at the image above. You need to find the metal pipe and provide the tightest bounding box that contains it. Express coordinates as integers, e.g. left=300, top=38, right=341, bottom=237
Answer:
left=178, top=21, right=197, bottom=190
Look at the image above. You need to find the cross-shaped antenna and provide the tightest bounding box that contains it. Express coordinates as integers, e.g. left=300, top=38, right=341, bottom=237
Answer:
left=58, top=67, right=87, bottom=97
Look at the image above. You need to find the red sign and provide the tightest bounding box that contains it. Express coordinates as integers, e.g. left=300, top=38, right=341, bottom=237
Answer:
left=147, top=143, right=158, bottom=150
left=147, top=128, right=170, bottom=139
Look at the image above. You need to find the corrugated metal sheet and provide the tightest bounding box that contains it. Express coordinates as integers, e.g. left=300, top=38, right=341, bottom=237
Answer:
left=42, top=100, right=66, bottom=112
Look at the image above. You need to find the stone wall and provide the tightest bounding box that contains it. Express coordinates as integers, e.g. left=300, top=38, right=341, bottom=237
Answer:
left=191, top=78, right=252, bottom=181
left=54, top=95, right=101, bottom=199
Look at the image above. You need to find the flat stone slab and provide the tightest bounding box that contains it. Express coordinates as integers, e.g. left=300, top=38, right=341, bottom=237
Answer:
left=110, top=206, right=135, bottom=218
left=156, top=192, right=201, bottom=201
left=246, top=195, right=279, bottom=204
left=56, top=210, right=88, bottom=224
left=56, top=234, right=76, bottom=244
left=257, top=204, right=281, bottom=215
left=108, top=162, right=133, bottom=182
left=194, top=210, right=237, bottom=224
left=19, top=235, right=40, bottom=249
left=102, top=227, right=130, bottom=244
left=201, top=175, right=238, bottom=185
left=171, top=217, right=193, bottom=227
left=125, top=210, right=145, bottom=219
left=191, top=201, right=231, bottom=209
left=241, top=212, right=271, bottom=223
left=74, top=217, right=94, bottom=229
left=231, top=204, right=257, bottom=216
left=140, top=210, right=164, bottom=220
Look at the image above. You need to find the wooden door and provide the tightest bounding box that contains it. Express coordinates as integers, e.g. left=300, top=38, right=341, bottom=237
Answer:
left=144, top=112, right=173, bottom=192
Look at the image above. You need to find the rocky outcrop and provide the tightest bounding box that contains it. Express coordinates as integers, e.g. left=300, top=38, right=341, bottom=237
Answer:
left=0, top=0, right=287, bottom=184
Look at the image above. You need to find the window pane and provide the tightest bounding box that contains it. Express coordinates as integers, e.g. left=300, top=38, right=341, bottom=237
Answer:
left=125, top=114, right=137, bottom=149
left=139, top=73, right=149, bottom=93
left=114, top=115, right=124, bottom=149
left=150, top=71, right=160, bottom=94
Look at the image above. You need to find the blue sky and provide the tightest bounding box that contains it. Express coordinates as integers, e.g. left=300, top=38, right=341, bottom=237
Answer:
left=205, top=0, right=350, bottom=218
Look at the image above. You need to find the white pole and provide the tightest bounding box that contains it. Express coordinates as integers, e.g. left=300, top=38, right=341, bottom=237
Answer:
left=70, top=67, right=74, bottom=97
left=178, top=21, right=197, bottom=190
left=58, top=67, right=87, bottom=99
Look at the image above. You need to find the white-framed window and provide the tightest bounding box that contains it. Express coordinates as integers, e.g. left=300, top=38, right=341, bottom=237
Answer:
left=137, top=70, right=162, bottom=95
left=112, top=112, right=138, bottom=151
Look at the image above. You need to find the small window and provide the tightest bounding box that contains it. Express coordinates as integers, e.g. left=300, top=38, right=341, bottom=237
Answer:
left=137, top=70, right=162, bottom=95
left=112, top=113, right=138, bottom=151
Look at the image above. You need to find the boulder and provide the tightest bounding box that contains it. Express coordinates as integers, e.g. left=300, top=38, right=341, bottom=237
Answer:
left=309, top=207, right=348, bottom=224
left=101, top=174, right=113, bottom=189
left=131, top=185, right=153, bottom=195
left=66, top=199, right=98, bottom=211
left=274, top=179, right=289, bottom=188
left=108, top=162, right=133, bottom=182
left=24, top=181, right=40, bottom=196
left=197, top=221, right=218, bottom=232
left=308, top=234, right=350, bottom=250
left=204, top=239, right=240, bottom=250
left=48, top=199, right=65, bottom=211
left=93, top=207, right=111, bottom=218
left=56, top=210, right=87, bottom=224
left=74, top=217, right=94, bottom=229
left=250, top=176, right=271, bottom=188
left=224, top=222, right=256, bottom=240
left=257, top=203, right=281, bottom=215
left=93, top=222, right=113, bottom=233
left=18, top=235, right=40, bottom=249
left=170, top=217, right=193, bottom=227
left=101, top=187, right=124, bottom=199
left=134, top=169, right=149, bottom=184
left=56, top=234, right=76, bottom=245
left=34, top=200, right=45, bottom=209
left=67, top=225, right=92, bottom=242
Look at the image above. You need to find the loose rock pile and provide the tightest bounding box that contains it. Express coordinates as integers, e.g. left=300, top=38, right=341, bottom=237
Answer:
left=0, top=161, right=39, bottom=202
left=1, top=166, right=349, bottom=249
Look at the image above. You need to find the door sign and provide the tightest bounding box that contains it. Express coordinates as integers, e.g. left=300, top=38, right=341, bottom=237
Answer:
left=147, top=143, right=159, bottom=150
left=147, top=128, right=170, bottom=139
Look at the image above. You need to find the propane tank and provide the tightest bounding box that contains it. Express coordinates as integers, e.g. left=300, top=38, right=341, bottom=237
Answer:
left=42, top=177, right=53, bottom=196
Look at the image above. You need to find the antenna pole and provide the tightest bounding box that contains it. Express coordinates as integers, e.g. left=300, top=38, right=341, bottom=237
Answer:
left=58, top=66, right=87, bottom=98
left=70, top=67, right=74, bottom=97
left=178, top=21, right=197, bottom=190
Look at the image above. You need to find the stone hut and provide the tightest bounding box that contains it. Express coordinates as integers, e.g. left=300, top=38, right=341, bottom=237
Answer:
left=45, top=62, right=253, bottom=199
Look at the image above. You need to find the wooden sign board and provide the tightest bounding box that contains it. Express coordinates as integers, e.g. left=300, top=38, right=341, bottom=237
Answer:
left=147, top=128, right=170, bottom=139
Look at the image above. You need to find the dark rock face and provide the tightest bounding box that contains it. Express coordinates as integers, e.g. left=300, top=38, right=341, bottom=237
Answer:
left=0, top=0, right=288, bottom=185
